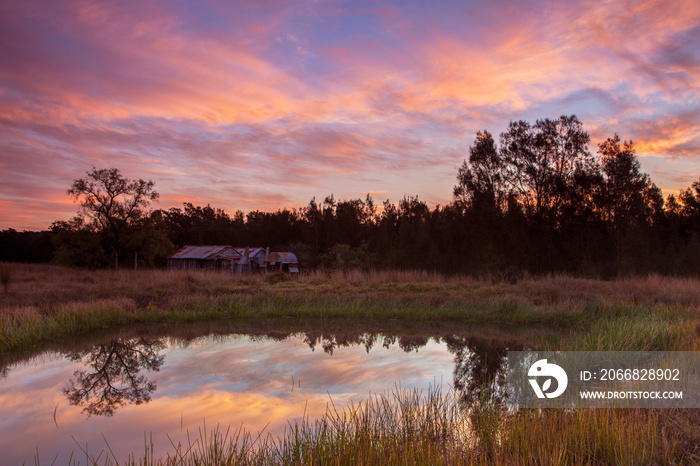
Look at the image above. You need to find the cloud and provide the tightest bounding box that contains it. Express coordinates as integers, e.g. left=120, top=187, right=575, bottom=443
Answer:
left=1, top=0, right=700, bottom=229
left=0, top=0, right=308, bottom=126
left=624, top=109, right=700, bottom=158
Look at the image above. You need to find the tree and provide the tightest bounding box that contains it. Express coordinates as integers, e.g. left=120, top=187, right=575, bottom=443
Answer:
left=68, top=168, right=159, bottom=268
left=454, top=130, right=506, bottom=212
left=50, top=217, right=108, bottom=268
left=679, top=179, right=700, bottom=221
left=123, top=211, right=175, bottom=268
left=164, top=203, right=242, bottom=246
left=499, top=120, right=540, bottom=214
left=597, top=135, right=658, bottom=272
left=499, top=115, right=591, bottom=223
left=597, top=135, right=656, bottom=226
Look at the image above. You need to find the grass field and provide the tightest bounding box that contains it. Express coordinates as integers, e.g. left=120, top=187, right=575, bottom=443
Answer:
left=1, top=263, right=698, bottom=353
left=2, top=263, right=700, bottom=464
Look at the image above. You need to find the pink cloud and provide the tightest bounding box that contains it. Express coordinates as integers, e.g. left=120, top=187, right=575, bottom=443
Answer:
left=2, top=0, right=700, bottom=229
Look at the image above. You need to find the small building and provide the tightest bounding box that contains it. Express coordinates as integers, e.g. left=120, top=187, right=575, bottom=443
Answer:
left=266, top=252, right=299, bottom=275
left=231, top=247, right=269, bottom=274
left=168, top=246, right=299, bottom=275
left=168, top=245, right=240, bottom=272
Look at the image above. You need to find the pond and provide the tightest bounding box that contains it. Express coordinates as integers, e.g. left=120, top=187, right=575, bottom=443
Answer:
left=0, top=320, right=545, bottom=464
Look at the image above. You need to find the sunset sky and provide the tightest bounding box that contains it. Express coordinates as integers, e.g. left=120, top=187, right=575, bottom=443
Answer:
left=2, top=0, right=700, bottom=230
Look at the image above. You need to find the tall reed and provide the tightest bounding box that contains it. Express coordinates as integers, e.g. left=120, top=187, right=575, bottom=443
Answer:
left=44, top=386, right=698, bottom=465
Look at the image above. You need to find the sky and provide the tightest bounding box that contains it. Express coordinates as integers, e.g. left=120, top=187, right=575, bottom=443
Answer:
left=1, top=0, right=700, bottom=231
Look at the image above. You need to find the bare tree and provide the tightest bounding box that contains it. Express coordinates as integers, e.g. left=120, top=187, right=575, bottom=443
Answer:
left=68, top=167, right=159, bottom=268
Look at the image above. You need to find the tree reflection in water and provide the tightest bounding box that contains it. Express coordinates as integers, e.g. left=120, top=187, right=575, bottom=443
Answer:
left=444, top=336, right=508, bottom=407
left=63, top=338, right=165, bottom=416
left=60, top=331, right=512, bottom=416
left=297, top=330, right=511, bottom=406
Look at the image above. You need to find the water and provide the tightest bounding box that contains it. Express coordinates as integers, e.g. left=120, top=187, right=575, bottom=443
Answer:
left=0, top=323, right=528, bottom=464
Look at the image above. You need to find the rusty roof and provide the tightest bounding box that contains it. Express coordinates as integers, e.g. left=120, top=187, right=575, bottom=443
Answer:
left=266, top=252, right=298, bottom=263
left=232, top=247, right=268, bottom=258
left=169, top=245, right=238, bottom=260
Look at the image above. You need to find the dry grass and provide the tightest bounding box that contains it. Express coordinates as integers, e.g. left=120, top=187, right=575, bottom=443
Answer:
left=5, top=263, right=700, bottom=309
left=1, top=263, right=699, bottom=353
left=4, top=262, right=700, bottom=304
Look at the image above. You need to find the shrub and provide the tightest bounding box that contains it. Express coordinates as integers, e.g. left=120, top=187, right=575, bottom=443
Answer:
left=0, top=264, right=11, bottom=294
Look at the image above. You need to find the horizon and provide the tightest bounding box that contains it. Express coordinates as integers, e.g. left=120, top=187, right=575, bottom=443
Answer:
left=2, top=0, right=700, bottom=231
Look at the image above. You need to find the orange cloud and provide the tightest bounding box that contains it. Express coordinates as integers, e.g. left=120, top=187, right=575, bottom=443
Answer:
left=629, top=112, right=700, bottom=158
left=2, top=0, right=700, bottom=229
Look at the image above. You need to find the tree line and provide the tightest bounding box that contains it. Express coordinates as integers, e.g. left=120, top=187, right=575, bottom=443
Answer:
left=2, top=115, right=700, bottom=277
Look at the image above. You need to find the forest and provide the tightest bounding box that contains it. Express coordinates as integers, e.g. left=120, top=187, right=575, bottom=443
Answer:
left=2, top=115, right=700, bottom=278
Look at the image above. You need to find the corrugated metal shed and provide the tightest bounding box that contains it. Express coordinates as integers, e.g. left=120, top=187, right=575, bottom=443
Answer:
left=233, top=247, right=267, bottom=259
left=170, top=245, right=238, bottom=260
left=266, top=252, right=298, bottom=264
left=168, top=246, right=298, bottom=274
left=266, top=252, right=299, bottom=275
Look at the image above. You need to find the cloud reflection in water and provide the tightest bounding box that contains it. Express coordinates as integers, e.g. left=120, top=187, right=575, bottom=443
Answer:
left=0, top=330, right=508, bottom=464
